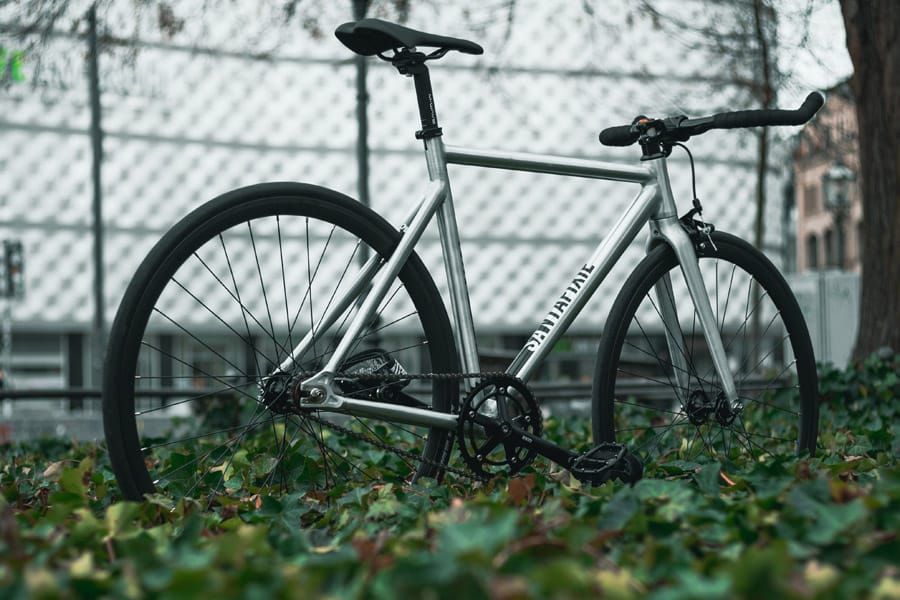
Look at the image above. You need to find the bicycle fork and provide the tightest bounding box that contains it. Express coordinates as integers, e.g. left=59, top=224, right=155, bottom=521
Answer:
left=650, top=216, right=741, bottom=414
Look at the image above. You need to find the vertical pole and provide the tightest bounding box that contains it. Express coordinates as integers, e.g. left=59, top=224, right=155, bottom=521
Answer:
left=353, top=0, right=370, bottom=216
left=352, top=0, right=377, bottom=350
left=66, top=334, right=84, bottom=411
left=836, top=212, right=845, bottom=270
left=1, top=299, right=11, bottom=416
left=87, top=4, right=106, bottom=388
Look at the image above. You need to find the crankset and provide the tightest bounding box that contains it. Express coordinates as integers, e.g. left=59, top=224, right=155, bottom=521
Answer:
left=457, top=375, right=643, bottom=485
left=457, top=375, right=543, bottom=479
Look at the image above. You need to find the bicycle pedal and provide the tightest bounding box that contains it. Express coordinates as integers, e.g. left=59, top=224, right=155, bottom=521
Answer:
left=570, top=443, right=643, bottom=486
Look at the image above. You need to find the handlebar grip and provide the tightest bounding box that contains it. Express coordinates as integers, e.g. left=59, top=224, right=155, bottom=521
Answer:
left=598, top=124, right=640, bottom=147
left=710, top=91, right=825, bottom=130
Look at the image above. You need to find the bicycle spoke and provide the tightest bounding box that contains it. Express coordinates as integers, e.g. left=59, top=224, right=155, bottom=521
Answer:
left=260, top=416, right=298, bottom=493
left=201, top=404, right=272, bottom=506
left=719, top=263, right=737, bottom=332
left=140, top=340, right=260, bottom=404
left=151, top=307, right=250, bottom=381
left=169, top=276, right=277, bottom=368
left=246, top=221, right=280, bottom=364
left=291, top=415, right=379, bottom=484
left=311, top=238, right=363, bottom=340
left=192, top=250, right=285, bottom=363
left=277, top=216, right=296, bottom=368
left=287, top=221, right=335, bottom=341
left=142, top=420, right=260, bottom=451
left=630, top=314, right=690, bottom=396
left=134, top=380, right=259, bottom=415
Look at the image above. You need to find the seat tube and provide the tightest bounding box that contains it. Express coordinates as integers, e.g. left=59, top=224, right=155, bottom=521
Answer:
left=407, top=59, right=479, bottom=377
left=424, top=137, right=481, bottom=377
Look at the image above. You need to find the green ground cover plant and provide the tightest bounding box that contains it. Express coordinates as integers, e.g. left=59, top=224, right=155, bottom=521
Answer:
left=1, top=354, right=898, bottom=599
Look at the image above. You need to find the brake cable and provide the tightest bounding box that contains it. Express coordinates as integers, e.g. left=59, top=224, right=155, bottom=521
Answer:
left=674, top=142, right=717, bottom=251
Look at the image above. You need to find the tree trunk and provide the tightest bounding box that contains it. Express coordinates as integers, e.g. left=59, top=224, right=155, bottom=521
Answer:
left=839, top=0, right=900, bottom=358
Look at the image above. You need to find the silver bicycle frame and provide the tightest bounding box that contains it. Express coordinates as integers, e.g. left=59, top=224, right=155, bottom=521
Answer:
left=293, top=137, right=739, bottom=431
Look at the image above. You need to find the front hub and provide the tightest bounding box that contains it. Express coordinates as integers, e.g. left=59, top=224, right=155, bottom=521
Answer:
left=685, top=389, right=714, bottom=425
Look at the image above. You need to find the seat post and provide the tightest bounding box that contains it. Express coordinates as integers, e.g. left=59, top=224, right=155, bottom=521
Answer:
left=391, top=51, right=442, bottom=140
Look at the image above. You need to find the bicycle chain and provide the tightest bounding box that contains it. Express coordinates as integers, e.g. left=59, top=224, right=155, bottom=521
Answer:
left=290, top=370, right=516, bottom=484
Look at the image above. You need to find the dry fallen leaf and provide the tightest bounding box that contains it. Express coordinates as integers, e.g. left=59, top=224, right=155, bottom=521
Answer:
left=42, top=461, right=65, bottom=481
left=507, top=473, right=536, bottom=505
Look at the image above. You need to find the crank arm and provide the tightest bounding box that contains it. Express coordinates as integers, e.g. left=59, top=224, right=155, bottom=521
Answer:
left=499, top=421, right=641, bottom=484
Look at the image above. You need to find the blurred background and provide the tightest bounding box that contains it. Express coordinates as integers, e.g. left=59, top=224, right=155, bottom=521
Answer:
left=0, top=0, right=863, bottom=440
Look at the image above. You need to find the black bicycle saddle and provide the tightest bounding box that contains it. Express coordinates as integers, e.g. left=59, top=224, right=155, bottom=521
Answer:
left=335, top=18, right=484, bottom=56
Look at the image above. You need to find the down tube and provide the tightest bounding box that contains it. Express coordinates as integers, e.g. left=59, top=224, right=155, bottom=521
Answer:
left=508, top=184, right=661, bottom=382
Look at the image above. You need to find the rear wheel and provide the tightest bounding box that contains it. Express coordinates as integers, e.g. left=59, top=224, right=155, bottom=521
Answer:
left=103, top=183, right=459, bottom=503
left=593, top=232, right=818, bottom=474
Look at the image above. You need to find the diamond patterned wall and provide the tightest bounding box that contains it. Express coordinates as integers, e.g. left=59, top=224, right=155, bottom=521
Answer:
left=0, top=0, right=790, bottom=337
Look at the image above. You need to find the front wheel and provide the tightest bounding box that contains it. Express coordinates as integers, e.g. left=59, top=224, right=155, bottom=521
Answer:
left=593, top=231, right=818, bottom=474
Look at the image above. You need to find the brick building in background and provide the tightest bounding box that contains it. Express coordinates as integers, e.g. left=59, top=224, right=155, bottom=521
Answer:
left=793, top=81, right=862, bottom=273
left=787, top=80, right=862, bottom=367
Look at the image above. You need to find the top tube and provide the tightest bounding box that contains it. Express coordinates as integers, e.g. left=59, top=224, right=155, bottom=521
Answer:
left=443, top=145, right=653, bottom=184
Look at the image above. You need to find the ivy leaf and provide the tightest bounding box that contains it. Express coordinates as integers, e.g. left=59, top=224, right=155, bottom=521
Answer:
left=787, top=483, right=868, bottom=545
left=437, top=509, right=518, bottom=559
left=58, top=468, right=86, bottom=499
left=598, top=488, right=639, bottom=531
left=695, top=462, right=721, bottom=495
left=105, top=502, right=141, bottom=541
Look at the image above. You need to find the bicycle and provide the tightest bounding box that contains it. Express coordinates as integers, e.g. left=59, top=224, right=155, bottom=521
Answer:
left=103, top=18, right=821, bottom=503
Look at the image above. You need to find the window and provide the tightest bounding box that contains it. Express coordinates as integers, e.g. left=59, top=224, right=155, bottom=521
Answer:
left=807, top=234, right=819, bottom=270
left=803, top=185, right=818, bottom=215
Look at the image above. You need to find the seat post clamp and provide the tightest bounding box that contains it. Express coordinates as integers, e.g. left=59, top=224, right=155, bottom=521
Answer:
left=415, top=126, right=443, bottom=140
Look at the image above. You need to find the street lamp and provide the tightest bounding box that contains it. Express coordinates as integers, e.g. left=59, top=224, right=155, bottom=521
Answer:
left=822, top=160, right=855, bottom=270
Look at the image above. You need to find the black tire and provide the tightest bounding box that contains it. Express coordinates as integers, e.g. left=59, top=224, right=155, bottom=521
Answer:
left=103, top=183, right=459, bottom=502
left=593, top=231, right=818, bottom=472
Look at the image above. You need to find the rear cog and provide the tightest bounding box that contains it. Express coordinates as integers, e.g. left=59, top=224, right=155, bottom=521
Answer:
left=457, top=375, right=542, bottom=480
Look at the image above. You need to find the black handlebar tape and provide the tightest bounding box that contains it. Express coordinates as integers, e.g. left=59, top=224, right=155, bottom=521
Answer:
left=598, top=125, right=639, bottom=146
left=598, top=91, right=824, bottom=147
left=710, top=92, right=825, bottom=130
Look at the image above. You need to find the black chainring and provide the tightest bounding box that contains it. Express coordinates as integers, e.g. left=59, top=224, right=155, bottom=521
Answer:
left=457, top=375, right=543, bottom=480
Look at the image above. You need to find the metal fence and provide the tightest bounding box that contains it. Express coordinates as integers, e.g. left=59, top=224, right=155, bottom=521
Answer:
left=0, top=0, right=790, bottom=436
